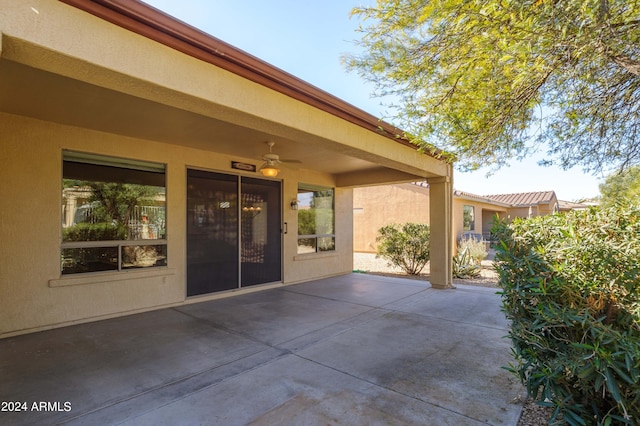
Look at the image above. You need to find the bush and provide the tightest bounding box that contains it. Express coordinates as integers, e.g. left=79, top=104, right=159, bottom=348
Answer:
left=376, top=223, right=430, bottom=275
left=459, top=237, right=488, bottom=265
left=494, top=204, right=640, bottom=425
left=452, top=246, right=481, bottom=278
left=63, top=223, right=126, bottom=241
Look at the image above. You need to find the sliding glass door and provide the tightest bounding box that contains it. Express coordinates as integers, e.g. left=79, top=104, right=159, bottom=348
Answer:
left=186, top=170, right=239, bottom=296
left=241, top=177, right=281, bottom=287
left=187, top=170, right=281, bottom=296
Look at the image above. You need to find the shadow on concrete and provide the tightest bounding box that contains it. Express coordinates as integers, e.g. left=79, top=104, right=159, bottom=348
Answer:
left=1, top=274, right=524, bottom=425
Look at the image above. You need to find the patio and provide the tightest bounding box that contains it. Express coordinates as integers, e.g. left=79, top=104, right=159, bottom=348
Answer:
left=1, top=274, right=524, bottom=425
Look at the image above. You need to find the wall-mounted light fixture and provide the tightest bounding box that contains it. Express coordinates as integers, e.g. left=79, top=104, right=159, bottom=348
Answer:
left=290, top=199, right=298, bottom=210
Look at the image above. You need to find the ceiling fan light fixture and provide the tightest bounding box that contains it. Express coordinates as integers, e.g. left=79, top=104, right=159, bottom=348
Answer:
left=259, top=162, right=279, bottom=177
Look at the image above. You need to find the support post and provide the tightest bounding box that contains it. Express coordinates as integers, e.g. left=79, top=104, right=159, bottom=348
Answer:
left=427, top=167, right=453, bottom=289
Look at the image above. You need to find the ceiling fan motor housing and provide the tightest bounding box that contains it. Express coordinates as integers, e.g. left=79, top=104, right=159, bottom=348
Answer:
left=263, top=153, right=281, bottom=162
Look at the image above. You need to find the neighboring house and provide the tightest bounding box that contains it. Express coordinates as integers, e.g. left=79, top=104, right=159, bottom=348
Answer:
left=354, top=184, right=509, bottom=253
left=0, top=0, right=453, bottom=337
left=453, top=190, right=510, bottom=242
left=485, top=191, right=560, bottom=220
left=354, top=185, right=576, bottom=253
left=353, top=182, right=431, bottom=252
left=558, top=200, right=593, bottom=212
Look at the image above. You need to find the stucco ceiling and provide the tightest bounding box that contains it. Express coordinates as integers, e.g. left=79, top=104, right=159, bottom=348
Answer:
left=0, top=59, right=385, bottom=176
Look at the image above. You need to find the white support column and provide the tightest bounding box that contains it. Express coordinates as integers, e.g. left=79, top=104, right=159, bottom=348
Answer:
left=427, top=166, right=454, bottom=289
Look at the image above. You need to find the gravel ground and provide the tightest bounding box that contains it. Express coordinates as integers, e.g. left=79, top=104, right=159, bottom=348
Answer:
left=353, top=252, right=552, bottom=425
left=353, top=252, right=499, bottom=287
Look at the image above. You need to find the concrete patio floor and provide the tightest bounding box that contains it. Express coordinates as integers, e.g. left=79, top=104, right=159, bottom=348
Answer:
left=1, top=274, right=524, bottom=425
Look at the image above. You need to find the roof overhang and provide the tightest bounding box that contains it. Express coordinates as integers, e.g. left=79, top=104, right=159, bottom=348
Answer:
left=0, top=0, right=451, bottom=186
left=453, top=190, right=510, bottom=209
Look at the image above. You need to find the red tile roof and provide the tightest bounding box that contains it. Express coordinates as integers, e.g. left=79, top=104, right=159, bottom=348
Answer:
left=484, top=191, right=556, bottom=206
left=558, top=200, right=591, bottom=210
left=453, top=190, right=511, bottom=206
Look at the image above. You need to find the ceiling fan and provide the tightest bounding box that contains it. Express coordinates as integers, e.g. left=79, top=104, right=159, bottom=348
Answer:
left=259, top=141, right=301, bottom=177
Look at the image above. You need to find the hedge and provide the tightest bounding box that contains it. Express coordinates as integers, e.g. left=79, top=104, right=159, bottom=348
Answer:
left=494, top=203, right=640, bottom=425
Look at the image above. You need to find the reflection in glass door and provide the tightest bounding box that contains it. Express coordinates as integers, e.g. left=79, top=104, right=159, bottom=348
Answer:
left=186, top=170, right=282, bottom=296
left=241, top=177, right=282, bottom=286
left=187, top=170, right=238, bottom=296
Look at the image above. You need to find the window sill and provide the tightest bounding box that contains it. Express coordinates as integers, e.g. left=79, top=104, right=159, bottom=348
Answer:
left=293, top=251, right=338, bottom=261
left=49, top=267, right=176, bottom=288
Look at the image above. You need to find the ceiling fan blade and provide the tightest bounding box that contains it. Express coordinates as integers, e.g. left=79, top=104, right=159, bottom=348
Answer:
left=260, top=142, right=302, bottom=165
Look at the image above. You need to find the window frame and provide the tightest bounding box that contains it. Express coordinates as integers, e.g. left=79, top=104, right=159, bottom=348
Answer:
left=463, top=205, right=475, bottom=231
left=296, top=184, right=335, bottom=254
left=61, top=151, right=167, bottom=275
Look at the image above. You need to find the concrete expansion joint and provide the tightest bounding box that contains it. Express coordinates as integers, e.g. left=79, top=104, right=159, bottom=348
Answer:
left=274, top=309, right=384, bottom=354
left=281, top=287, right=381, bottom=310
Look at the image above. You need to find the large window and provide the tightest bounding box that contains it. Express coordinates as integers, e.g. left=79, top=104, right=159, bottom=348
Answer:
left=297, top=185, right=335, bottom=254
left=463, top=205, right=475, bottom=231
left=61, top=152, right=167, bottom=275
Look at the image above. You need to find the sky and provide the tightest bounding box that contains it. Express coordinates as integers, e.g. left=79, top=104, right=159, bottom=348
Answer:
left=142, top=0, right=604, bottom=202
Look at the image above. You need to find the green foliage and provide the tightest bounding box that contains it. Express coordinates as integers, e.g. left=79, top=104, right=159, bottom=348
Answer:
left=297, top=209, right=316, bottom=236
left=600, top=166, right=640, bottom=207
left=346, top=0, right=640, bottom=173
left=453, top=238, right=487, bottom=278
left=463, top=206, right=475, bottom=231
left=376, top=223, right=430, bottom=275
left=88, top=182, right=159, bottom=227
left=62, top=223, right=126, bottom=242
left=459, top=237, right=488, bottom=265
left=297, top=190, right=334, bottom=236
left=452, top=246, right=481, bottom=279
left=494, top=204, right=640, bottom=425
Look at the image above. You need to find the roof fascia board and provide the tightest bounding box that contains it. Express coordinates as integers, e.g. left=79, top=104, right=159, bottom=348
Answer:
left=454, top=192, right=511, bottom=208
left=58, top=0, right=439, bottom=158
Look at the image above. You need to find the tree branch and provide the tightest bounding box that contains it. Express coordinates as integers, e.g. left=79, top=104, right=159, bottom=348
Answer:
left=609, top=54, right=640, bottom=77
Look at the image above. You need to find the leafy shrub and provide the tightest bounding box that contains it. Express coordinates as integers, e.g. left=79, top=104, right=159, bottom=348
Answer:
left=376, top=223, right=430, bottom=275
left=459, top=237, right=488, bottom=265
left=494, top=204, right=640, bottom=425
left=452, top=246, right=481, bottom=278
left=63, top=223, right=126, bottom=241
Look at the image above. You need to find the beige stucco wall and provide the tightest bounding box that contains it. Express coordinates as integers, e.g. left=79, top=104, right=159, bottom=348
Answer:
left=507, top=206, right=535, bottom=219
left=353, top=184, right=430, bottom=253
left=353, top=185, right=508, bottom=254
left=287, top=187, right=353, bottom=283
left=505, top=198, right=558, bottom=220
left=0, top=113, right=354, bottom=337
left=452, top=198, right=507, bottom=242
left=0, top=0, right=454, bottom=336
left=0, top=0, right=449, bottom=183
left=481, top=209, right=506, bottom=236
